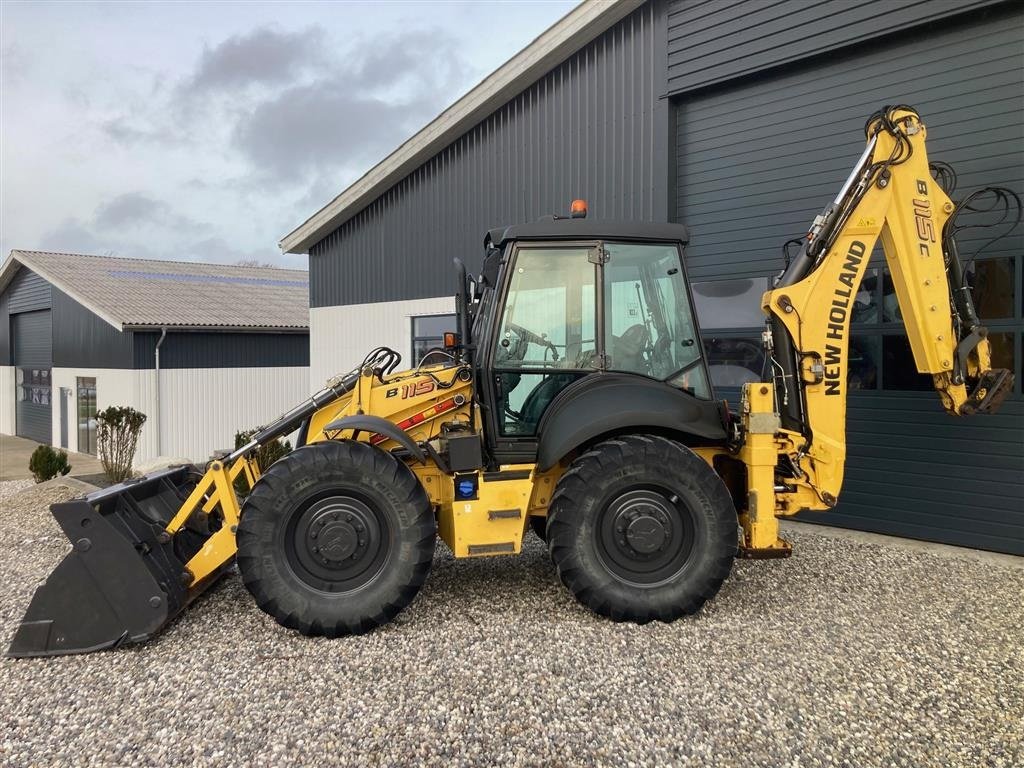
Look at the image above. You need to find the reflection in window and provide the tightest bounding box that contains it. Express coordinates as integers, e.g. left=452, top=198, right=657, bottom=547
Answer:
left=851, top=268, right=880, bottom=324
left=988, top=332, right=1015, bottom=372
left=691, top=278, right=768, bottom=329
left=17, top=368, right=51, bottom=405
left=411, top=314, right=457, bottom=365
left=883, top=259, right=1015, bottom=324
left=703, top=337, right=763, bottom=389
left=881, top=271, right=902, bottom=323
left=882, top=335, right=932, bottom=391
left=495, top=248, right=596, bottom=371
left=494, top=247, right=596, bottom=436
left=604, top=242, right=703, bottom=389
left=966, top=258, right=1014, bottom=320
left=77, top=377, right=98, bottom=455
left=849, top=335, right=879, bottom=390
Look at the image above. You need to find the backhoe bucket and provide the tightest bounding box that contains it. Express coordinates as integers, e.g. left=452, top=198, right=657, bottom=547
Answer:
left=7, top=466, right=223, bottom=658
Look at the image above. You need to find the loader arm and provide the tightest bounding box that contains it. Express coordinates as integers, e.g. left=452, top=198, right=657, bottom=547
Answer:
left=6, top=368, right=363, bottom=657
left=737, top=106, right=1015, bottom=555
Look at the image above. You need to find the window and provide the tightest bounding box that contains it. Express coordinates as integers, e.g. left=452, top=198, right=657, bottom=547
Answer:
left=411, top=314, right=457, bottom=366
left=848, top=335, right=880, bottom=391
left=693, top=277, right=770, bottom=392
left=966, top=258, right=1014, bottom=320
left=17, top=368, right=50, bottom=405
left=604, top=242, right=706, bottom=396
left=493, top=247, right=595, bottom=436
left=77, top=377, right=97, bottom=455
left=875, top=256, right=1020, bottom=394
left=703, top=336, right=763, bottom=388
left=692, top=278, right=768, bottom=329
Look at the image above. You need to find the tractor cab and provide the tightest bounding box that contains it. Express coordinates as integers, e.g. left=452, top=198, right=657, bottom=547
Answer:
left=464, top=205, right=724, bottom=464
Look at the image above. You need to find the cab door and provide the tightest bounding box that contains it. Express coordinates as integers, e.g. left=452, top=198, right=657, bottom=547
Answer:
left=481, top=243, right=597, bottom=462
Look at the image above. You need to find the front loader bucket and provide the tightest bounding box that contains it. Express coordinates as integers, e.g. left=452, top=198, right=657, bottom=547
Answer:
left=7, top=466, right=224, bottom=658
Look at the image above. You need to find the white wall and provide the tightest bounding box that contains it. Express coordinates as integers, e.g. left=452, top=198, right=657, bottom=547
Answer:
left=154, top=366, right=309, bottom=461
left=49, top=365, right=309, bottom=464
left=309, top=296, right=455, bottom=389
left=51, top=367, right=140, bottom=453
left=0, top=366, right=14, bottom=435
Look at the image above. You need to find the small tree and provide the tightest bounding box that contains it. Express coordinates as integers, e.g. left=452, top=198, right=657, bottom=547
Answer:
left=97, top=406, right=147, bottom=482
left=28, top=445, right=71, bottom=483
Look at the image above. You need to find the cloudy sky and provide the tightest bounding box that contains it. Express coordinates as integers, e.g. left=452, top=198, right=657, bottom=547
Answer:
left=1, top=1, right=577, bottom=269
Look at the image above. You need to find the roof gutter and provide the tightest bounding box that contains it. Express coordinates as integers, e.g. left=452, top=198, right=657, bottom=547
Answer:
left=277, top=0, right=641, bottom=255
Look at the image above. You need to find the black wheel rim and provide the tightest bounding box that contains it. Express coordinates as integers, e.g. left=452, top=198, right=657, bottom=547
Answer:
left=596, top=486, right=696, bottom=586
left=283, top=492, right=391, bottom=594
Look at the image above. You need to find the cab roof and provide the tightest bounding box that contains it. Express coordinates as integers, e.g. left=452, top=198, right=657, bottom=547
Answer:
left=486, top=216, right=690, bottom=249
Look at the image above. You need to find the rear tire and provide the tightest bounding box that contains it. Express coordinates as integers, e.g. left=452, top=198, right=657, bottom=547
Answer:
left=547, top=434, right=736, bottom=623
left=237, top=441, right=435, bottom=637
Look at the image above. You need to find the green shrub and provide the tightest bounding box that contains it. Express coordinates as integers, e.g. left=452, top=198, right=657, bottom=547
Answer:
left=234, top=429, right=292, bottom=473
left=233, top=429, right=292, bottom=495
left=97, top=406, right=147, bottom=482
left=28, top=445, right=72, bottom=483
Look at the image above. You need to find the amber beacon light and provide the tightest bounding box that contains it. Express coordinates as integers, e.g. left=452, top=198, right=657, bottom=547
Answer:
left=570, top=199, right=588, bottom=218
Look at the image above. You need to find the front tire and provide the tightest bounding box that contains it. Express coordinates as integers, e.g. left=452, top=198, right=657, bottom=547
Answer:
left=236, top=440, right=435, bottom=637
left=547, top=435, right=736, bottom=623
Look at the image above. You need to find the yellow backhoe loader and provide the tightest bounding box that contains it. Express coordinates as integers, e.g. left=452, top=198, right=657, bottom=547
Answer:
left=8, top=106, right=1016, bottom=656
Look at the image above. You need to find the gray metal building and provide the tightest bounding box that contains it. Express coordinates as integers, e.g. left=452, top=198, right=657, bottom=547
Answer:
left=0, top=251, right=310, bottom=462
left=281, top=0, right=1023, bottom=554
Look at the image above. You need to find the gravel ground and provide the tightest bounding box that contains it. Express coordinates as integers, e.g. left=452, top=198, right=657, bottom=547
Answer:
left=1, top=481, right=1021, bottom=768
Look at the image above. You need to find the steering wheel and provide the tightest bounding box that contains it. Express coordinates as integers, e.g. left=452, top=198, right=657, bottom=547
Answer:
left=502, top=322, right=560, bottom=363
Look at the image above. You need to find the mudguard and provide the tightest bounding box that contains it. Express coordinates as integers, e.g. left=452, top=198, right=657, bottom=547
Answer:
left=535, top=372, right=727, bottom=471
left=323, top=414, right=426, bottom=462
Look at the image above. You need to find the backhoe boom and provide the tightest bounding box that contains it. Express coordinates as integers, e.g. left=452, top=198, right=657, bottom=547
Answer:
left=737, top=106, right=1014, bottom=554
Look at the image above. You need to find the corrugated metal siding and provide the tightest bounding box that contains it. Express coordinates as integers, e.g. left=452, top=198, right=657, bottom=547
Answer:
left=132, top=331, right=309, bottom=369
left=309, top=296, right=456, bottom=388
left=665, top=0, right=1007, bottom=96
left=676, top=9, right=1024, bottom=280
left=5, top=267, right=51, bottom=314
left=51, top=288, right=134, bottom=369
left=12, top=311, right=52, bottom=444
left=675, top=7, right=1023, bottom=554
left=309, top=1, right=665, bottom=308
left=0, top=291, right=9, bottom=364
left=11, top=310, right=52, bottom=367
left=833, top=394, right=1023, bottom=554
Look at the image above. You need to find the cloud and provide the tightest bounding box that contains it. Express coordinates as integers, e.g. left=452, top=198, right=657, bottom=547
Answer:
left=93, top=192, right=206, bottom=232
left=230, top=29, right=465, bottom=182
left=94, top=192, right=166, bottom=228
left=38, top=218, right=109, bottom=255
left=1, top=43, right=31, bottom=88
left=189, top=26, right=327, bottom=91
left=34, top=192, right=225, bottom=265
left=232, top=84, right=425, bottom=181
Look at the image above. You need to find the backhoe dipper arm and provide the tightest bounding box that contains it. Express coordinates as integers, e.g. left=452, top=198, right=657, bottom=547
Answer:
left=737, top=107, right=1014, bottom=554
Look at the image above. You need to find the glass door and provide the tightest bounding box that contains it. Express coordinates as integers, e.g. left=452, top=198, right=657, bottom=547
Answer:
left=76, top=377, right=97, bottom=455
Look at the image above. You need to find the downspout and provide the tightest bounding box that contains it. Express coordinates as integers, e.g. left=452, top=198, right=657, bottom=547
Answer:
left=154, top=328, right=167, bottom=457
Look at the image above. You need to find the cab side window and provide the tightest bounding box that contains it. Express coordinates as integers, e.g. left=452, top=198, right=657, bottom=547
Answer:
left=604, top=242, right=710, bottom=398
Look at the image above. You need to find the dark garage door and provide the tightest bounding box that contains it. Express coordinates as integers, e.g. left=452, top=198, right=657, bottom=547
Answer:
left=676, top=11, right=1024, bottom=553
left=13, top=310, right=53, bottom=445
